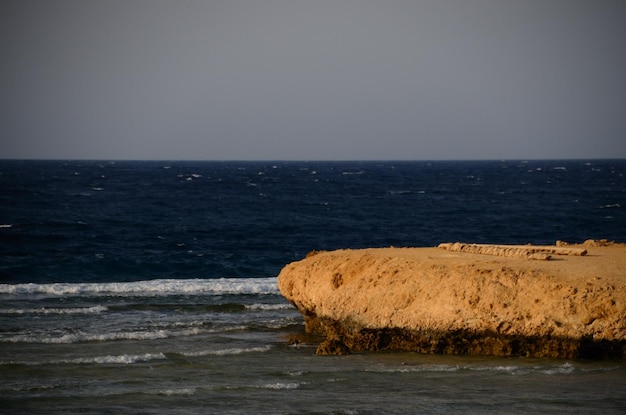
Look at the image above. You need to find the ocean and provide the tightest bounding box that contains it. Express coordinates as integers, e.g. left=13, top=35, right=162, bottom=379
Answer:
left=1, top=159, right=625, bottom=414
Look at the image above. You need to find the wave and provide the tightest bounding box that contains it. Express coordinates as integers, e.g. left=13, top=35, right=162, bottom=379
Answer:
left=244, top=303, right=295, bottom=311
left=1, top=327, right=210, bottom=344
left=224, top=381, right=302, bottom=390
left=370, top=362, right=583, bottom=375
left=0, top=305, right=108, bottom=315
left=0, top=321, right=261, bottom=344
left=181, top=345, right=273, bottom=357
left=1, top=353, right=167, bottom=366
left=156, top=388, right=196, bottom=396
left=256, top=382, right=300, bottom=390
left=540, top=362, right=575, bottom=375
left=0, top=277, right=279, bottom=297
left=54, top=353, right=167, bottom=365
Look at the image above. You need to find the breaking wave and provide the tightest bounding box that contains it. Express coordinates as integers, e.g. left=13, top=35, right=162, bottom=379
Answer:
left=1, top=327, right=209, bottom=344
left=181, top=345, right=273, bottom=357
left=1, top=353, right=167, bottom=366
left=0, top=305, right=108, bottom=315
left=369, top=362, right=584, bottom=375
left=0, top=278, right=279, bottom=297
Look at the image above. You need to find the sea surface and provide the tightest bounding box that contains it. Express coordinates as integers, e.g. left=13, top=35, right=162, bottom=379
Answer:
left=1, top=159, right=625, bottom=414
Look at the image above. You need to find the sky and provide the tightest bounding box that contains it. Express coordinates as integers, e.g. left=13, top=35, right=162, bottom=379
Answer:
left=1, top=0, right=625, bottom=160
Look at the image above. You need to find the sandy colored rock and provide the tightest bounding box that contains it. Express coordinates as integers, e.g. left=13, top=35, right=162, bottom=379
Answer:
left=437, top=242, right=588, bottom=259
left=278, top=241, right=626, bottom=358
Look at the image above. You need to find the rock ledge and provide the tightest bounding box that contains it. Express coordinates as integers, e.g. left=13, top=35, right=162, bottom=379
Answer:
left=278, top=242, right=626, bottom=358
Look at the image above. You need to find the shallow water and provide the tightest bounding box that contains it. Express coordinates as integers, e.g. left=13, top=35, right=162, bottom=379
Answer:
left=1, top=278, right=625, bottom=415
left=4, top=346, right=625, bottom=414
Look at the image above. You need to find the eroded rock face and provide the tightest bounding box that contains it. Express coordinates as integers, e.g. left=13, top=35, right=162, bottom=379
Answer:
left=278, top=243, right=626, bottom=358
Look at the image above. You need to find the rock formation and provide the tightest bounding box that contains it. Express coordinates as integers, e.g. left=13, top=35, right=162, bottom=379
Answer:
left=277, top=241, right=626, bottom=359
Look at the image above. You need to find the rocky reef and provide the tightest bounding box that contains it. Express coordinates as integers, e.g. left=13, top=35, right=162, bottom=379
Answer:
left=278, top=241, right=626, bottom=359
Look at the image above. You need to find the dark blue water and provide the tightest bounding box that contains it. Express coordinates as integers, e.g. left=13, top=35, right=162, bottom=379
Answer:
left=1, top=160, right=624, bottom=283
left=1, top=160, right=625, bottom=414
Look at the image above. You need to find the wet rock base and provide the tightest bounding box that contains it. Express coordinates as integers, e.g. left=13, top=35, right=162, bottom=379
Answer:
left=309, top=316, right=626, bottom=359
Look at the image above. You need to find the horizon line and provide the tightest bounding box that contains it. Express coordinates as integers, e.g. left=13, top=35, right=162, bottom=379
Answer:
left=1, top=157, right=625, bottom=163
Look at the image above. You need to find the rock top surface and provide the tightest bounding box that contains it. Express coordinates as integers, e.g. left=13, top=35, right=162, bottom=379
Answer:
left=278, top=241, right=626, bottom=358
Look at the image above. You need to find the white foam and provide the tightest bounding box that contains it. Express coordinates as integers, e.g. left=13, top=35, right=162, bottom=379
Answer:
left=157, top=388, right=196, bottom=396
left=244, top=303, right=294, bottom=311
left=2, top=327, right=207, bottom=344
left=372, top=363, right=580, bottom=376
left=467, top=363, right=577, bottom=376
left=58, top=353, right=167, bottom=365
left=259, top=382, right=300, bottom=390
left=1, top=353, right=167, bottom=366
left=0, top=305, right=108, bottom=315
left=0, top=277, right=279, bottom=298
left=182, top=345, right=272, bottom=357
left=541, top=362, right=575, bottom=375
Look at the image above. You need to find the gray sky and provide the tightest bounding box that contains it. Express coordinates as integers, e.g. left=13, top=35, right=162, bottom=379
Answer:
left=1, top=0, right=625, bottom=160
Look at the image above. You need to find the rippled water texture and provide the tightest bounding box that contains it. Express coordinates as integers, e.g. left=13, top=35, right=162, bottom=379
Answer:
left=1, top=160, right=624, bottom=413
